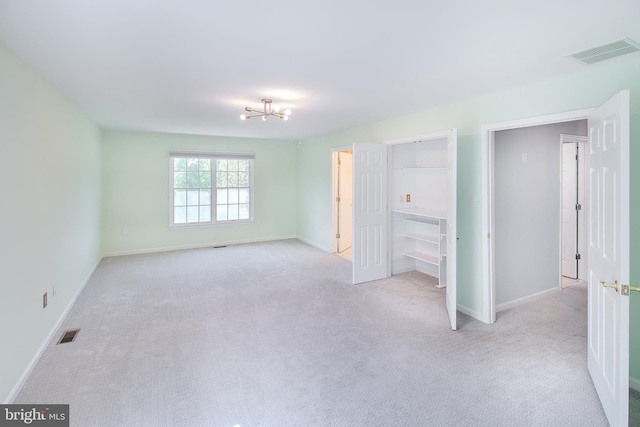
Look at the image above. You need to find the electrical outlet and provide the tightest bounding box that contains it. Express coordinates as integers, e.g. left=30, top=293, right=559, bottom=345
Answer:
left=399, top=195, right=404, bottom=203
left=43, top=292, right=48, bottom=309
left=406, top=194, right=411, bottom=203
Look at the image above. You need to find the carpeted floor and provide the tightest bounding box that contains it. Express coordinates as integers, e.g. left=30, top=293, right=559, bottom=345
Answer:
left=14, top=239, right=630, bottom=426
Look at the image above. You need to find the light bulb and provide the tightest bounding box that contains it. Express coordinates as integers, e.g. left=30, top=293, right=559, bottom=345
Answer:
left=283, top=109, right=292, bottom=116
left=240, top=114, right=247, bottom=120
left=273, top=105, right=280, bottom=113
left=283, top=115, right=289, bottom=121
left=262, top=115, right=267, bottom=121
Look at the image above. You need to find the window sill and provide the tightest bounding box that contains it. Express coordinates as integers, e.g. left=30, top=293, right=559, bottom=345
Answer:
left=169, top=220, right=254, bottom=229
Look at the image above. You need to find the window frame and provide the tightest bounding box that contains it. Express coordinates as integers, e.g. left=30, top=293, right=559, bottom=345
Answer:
left=169, top=150, right=255, bottom=228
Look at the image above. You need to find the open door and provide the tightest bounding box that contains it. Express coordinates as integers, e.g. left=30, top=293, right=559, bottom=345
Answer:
left=352, top=143, right=387, bottom=284
left=587, top=90, right=630, bottom=427
left=562, top=142, right=579, bottom=279
left=446, top=130, right=458, bottom=330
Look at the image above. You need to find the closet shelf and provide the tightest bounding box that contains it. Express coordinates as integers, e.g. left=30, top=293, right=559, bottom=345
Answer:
left=392, top=207, right=447, bottom=220
left=404, top=233, right=439, bottom=244
left=404, top=251, right=439, bottom=265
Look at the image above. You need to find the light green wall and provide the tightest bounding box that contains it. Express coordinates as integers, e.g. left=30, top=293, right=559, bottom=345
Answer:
left=101, top=131, right=297, bottom=254
left=0, top=42, right=102, bottom=402
left=296, top=56, right=640, bottom=379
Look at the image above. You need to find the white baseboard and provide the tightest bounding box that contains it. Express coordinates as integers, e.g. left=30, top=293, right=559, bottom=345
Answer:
left=630, top=376, right=640, bottom=392
left=296, top=236, right=331, bottom=253
left=496, top=287, right=560, bottom=313
left=102, top=235, right=298, bottom=258
left=4, top=256, right=103, bottom=404
left=457, top=304, right=484, bottom=322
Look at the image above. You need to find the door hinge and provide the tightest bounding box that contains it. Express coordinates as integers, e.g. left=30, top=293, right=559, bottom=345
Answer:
left=336, top=197, right=340, bottom=202
left=336, top=233, right=340, bottom=239
left=576, top=253, right=581, bottom=260
left=576, top=203, right=582, bottom=211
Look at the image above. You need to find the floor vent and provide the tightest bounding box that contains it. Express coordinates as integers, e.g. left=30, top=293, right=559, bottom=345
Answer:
left=567, top=37, right=640, bottom=65
left=57, top=329, right=80, bottom=344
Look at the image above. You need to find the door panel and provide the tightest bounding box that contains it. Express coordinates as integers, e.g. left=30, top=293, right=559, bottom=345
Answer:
left=587, top=90, right=630, bottom=427
left=353, top=143, right=388, bottom=284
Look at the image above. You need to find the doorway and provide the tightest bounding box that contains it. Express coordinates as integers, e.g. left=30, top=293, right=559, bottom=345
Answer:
left=332, top=148, right=353, bottom=261
left=481, top=109, right=594, bottom=323
left=561, top=134, right=587, bottom=288
left=491, top=121, right=587, bottom=314
left=482, top=93, right=632, bottom=426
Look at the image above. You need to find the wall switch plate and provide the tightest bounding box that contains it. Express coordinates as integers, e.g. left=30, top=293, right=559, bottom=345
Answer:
left=406, top=194, right=411, bottom=202
left=43, top=292, right=47, bottom=308
left=121, top=228, right=128, bottom=236
left=522, top=153, right=528, bottom=164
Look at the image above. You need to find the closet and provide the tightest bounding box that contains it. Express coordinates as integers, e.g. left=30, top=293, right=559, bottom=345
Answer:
left=351, top=130, right=457, bottom=329
left=386, top=130, right=457, bottom=329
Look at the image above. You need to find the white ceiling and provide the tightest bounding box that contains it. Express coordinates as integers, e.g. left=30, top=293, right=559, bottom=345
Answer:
left=1, top=0, right=639, bottom=141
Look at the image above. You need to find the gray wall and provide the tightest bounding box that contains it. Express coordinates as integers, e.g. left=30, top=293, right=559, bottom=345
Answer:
left=494, top=121, right=586, bottom=307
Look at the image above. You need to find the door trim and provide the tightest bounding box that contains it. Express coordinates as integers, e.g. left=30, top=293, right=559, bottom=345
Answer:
left=481, top=108, right=594, bottom=324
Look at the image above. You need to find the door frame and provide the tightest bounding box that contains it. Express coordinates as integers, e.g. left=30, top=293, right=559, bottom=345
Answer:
left=331, top=146, right=353, bottom=254
left=481, top=108, right=594, bottom=324
left=560, top=134, right=588, bottom=281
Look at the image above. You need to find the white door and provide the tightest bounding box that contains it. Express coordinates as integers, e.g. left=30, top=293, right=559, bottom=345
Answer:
left=352, top=143, right=388, bottom=284
left=446, top=130, right=458, bottom=330
left=337, top=152, right=353, bottom=253
left=587, top=90, right=630, bottom=427
left=562, top=142, right=579, bottom=279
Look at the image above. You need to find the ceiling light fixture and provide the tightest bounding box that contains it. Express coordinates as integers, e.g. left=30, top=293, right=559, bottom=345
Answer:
left=240, top=99, right=292, bottom=121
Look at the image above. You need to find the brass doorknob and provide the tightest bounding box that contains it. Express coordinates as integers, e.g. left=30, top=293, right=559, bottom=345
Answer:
left=600, top=280, right=640, bottom=296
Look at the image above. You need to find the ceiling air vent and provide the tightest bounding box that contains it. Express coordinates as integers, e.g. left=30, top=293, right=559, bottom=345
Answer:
left=57, top=329, right=80, bottom=344
left=567, top=37, right=640, bottom=65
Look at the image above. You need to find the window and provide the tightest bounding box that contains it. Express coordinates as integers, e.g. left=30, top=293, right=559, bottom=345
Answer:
left=169, top=151, right=254, bottom=226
